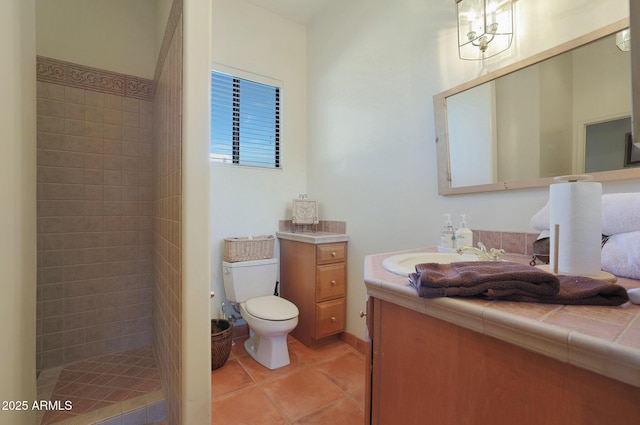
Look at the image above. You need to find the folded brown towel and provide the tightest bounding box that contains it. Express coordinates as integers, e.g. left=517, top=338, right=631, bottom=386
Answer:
left=486, top=275, right=630, bottom=306
left=409, top=261, right=560, bottom=298
left=409, top=261, right=629, bottom=306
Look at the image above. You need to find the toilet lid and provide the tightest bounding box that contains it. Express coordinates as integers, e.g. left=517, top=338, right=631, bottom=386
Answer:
left=245, top=295, right=299, bottom=321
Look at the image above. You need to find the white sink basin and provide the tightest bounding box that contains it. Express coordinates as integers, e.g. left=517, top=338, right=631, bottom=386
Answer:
left=382, top=252, right=478, bottom=276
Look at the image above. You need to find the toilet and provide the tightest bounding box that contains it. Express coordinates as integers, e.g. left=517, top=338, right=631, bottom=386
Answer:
left=222, top=257, right=299, bottom=370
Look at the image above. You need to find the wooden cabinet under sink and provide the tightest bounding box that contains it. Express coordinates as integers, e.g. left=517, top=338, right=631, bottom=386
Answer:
left=279, top=239, right=347, bottom=347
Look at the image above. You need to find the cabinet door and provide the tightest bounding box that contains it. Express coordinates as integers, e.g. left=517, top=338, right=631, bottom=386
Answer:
left=315, top=298, right=345, bottom=338
left=316, top=263, right=346, bottom=302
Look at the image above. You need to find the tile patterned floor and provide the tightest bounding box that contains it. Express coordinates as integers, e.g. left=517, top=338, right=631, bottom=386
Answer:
left=211, top=335, right=366, bottom=425
left=38, top=346, right=163, bottom=425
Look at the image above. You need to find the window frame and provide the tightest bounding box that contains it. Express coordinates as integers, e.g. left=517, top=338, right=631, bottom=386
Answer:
left=210, top=64, right=283, bottom=170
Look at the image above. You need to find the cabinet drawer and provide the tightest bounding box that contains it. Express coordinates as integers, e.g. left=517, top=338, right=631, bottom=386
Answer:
left=316, top=263, right=346, bottom=302
left=316, top=298, right=345, bottom=339
left=316, top=243, right=347, bottom=264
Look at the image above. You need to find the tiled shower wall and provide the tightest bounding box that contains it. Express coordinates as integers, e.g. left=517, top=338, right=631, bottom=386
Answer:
left=152, top=2, right=183, bottom=423
left=36, top=58, right=155, bottom=371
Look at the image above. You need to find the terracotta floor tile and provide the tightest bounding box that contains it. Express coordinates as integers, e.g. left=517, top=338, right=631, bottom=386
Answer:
left=51, top=382, right=77, bottom=397
left=287, top=339, right=352, bottom=365
left=292, top=397, right=364, bottom=425
left=122, top=365, right=147, bottom=376
left=105, top=363, right=130, bottom=375
left=236, top=346, right=303, bottom=383
left=82, top=384, right=116, bottom=401
left=210, top=336, right=366, bottom=424
left=135, top=357, right=157, bottom=368
left=136, top=367, right=160, bottom=380
left=91, top=362, right=116, bottom=374
left=211, top=359, right=255, bottom=399
left=211, top=386, right=286, bottom=425
left=104, top=388, right=145, bottom=403
left=65, top=397, right=100, bottom=414
left=58, top=369, right=86, bottom=382
left=261, top=368, right=344, bottom=421
left=104, top=375, right=136, bottom=389
left=315, top=351, right=366, bottom=399
left=130, top=378, right=162, bottom=392
left=230, top=336, right=250, bottom=358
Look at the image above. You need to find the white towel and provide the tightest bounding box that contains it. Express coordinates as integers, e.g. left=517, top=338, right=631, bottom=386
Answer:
left=530, top=192, right=640, bottom=236
left=601, top=231, right=640, bottom=280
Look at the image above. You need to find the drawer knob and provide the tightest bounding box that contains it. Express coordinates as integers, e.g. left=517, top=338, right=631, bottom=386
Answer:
left=331, top=316, right=337, bottom=323
left=359, top=311, right=367, bottom=318
left=331, top=280, right=337, bottom=286
left=331, top=251, right=337, bottom=257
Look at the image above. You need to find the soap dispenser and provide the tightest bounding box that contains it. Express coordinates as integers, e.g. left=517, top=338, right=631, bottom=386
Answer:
left=454, top=214, right=473, bottom=249
left=440, top=214, right=455, bottom=249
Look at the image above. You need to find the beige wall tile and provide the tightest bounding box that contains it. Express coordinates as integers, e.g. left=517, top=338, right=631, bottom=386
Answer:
left=85, top=91, right=104, bottom=107
left=38, top=133, right=66, bottom=150
left=65, top=103, right=86, bottom=120
left=38, top=82, right=66, bottom=101
left=65, top=87, right=85, bottom=105
left=86, top=106, right=104, bottom=123
left=122, top=97, right=139, bottom=113
left=104, top=124, right=123, bottom=140
left=38, top=115, right=65, bottom=134
left=104, top=94, right=123, bottom=110
left=38, top=99, right=65, bottom=117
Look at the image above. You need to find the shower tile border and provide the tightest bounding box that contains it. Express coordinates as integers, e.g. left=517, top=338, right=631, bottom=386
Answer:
left=36, top=56, right=154, bottom=101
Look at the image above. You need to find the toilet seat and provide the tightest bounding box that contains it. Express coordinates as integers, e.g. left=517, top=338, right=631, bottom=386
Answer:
left=244, top=295, right=299, bottom=321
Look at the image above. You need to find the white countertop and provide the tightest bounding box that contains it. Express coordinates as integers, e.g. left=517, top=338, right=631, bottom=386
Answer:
left=364, top=247, right=640, bottom=389
left=276, top=231, right=349, bottom=244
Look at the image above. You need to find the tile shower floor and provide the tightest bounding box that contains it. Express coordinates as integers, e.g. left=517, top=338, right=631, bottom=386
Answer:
left=211, top=335, right=366, bottom=425
left=37, top=346, right=163, bottom=425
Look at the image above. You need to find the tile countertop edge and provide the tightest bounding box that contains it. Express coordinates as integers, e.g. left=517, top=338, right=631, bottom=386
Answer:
left=276, top=231, right=349, bottom=244
left=364, top=250, right=640, bottom=389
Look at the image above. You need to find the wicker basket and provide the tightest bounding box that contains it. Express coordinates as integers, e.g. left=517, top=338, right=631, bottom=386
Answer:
left=211, top=319, right=233, bottom=370
left=223, top=235, right=275, bottom=262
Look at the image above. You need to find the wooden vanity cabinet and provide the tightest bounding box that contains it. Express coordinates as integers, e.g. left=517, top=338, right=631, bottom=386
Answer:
left=279, top=239, right=347, bottom=347
left=365, top=296, right=640, bottom=425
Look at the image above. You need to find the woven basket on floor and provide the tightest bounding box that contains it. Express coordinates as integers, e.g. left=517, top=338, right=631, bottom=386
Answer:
left=211, top=319, right=233, bottom=370
left=223, top=235, right=275, bottom=262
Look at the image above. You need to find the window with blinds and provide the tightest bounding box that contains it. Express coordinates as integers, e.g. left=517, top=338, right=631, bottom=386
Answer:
left=210, top=70, right=281, bottom=168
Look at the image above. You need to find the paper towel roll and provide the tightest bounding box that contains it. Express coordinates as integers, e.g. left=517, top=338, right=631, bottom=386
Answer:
left=549, top=176, right=602, bottom=276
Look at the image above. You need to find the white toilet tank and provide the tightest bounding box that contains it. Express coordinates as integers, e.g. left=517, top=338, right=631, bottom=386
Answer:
left=222, top=257, right=278, bottom=303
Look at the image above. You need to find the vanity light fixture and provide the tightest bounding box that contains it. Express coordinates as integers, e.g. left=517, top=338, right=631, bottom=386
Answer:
left=455, top=0, right=513, bottom=60
left=616, top=28, right=631, bottom=52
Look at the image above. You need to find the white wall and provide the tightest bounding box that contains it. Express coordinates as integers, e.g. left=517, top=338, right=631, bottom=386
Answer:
left=183, top=1, right=213, bottom=422
left=36, top=0, right=157, bottom=78
left=210, top=0, right=308, bottom=317
left=0, top=1, right=37, bottom=424
left=155, top=0, right=174, bottom=63
left=307, top=0, right=637, bottom=341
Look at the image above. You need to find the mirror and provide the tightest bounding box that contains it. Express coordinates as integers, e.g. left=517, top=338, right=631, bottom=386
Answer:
left=435, top=18, right=640, bottom=195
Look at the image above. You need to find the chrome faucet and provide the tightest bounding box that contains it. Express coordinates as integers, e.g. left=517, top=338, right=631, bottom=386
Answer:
left=456, top=242, right=505, bottom=261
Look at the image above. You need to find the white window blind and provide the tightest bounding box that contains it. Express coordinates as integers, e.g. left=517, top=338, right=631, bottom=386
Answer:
left=210, top=70, right=281, bottom=168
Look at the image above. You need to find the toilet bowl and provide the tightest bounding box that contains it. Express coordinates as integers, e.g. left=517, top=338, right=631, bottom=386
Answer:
left=222, top=258, right=299, bottom=370
left=240, top=295, right=298, bottom=369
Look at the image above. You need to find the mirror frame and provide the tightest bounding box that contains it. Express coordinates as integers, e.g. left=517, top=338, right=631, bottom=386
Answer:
left=435, top=18, right=640, bottom=195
